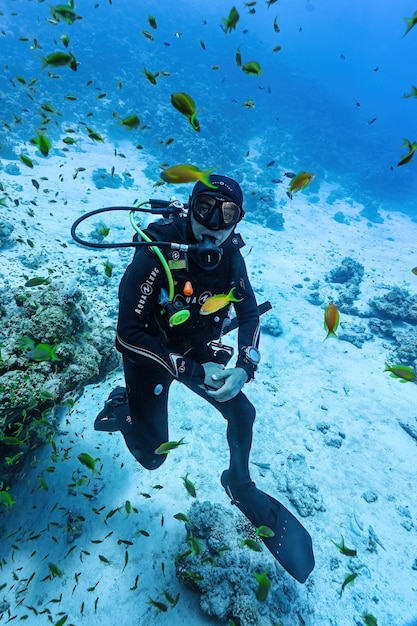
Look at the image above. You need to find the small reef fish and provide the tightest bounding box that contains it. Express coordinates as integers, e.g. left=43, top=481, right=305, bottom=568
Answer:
left=143, top=68, right=159, bottom=84
left=242, top=61, right=262, bottom=75
left=25, top=276, right=50, bottom=287
left=20, top=154, right=34, bottom=168
left=77, top=452, right=99, bottom=472
left=222, top=6, right=240, bottom=33
left=170, top=92, right=200, bottom=131
left=253, top=569, right=271, bottom=602
left=412, top=266, right=417, bottom=275
left=31, top=133, right=51, bottom=156
left=0, top=489, right=15, bottom=511
left=147, top=15, right=157, bottom=29
left=324, top=303, right=339, bottom=340
left=199, top=287, right=243, bottom=316
left=27, top=342, right=60, bottom=362
left=362, top=614, right=378, bottom=626
left=118, top=114, right=140, bottom=129
left=397, top=138, right=417, bottom=166
left=48, top=562, right=63, bottom=578
left=50, top=4, right=82, bottom=24
left=142, top=30, right=154, bottom=41
left=182, top=474, right=196, bottom=497
left=155, top=438, right=187, bottom=454
left=235, top=46, right=242, bottom=67
left=339, top=572, right=358, bottom=596
left=148, top=598, right=168, bottom=612
left=255, top=525, right=275, bottom=538
left=160, top=164, right=216, bottom=187
left=40, top=51, right=77, bottom=71
left=402, top=10, right=417, bottom=38
left=384, top=363, right=417, bottom=383
left=174, top=512, right=190, bottom=523
left=242, top=99, right=255, bottom=108
left=242, top=538, right=262, bottom=552
left=86, top=127, right=105, bottom=142
left=287, top=171, right=314, bottom=198
left=402, top=86, right=417, bottom=99
left=332, top=536, right=357, bottom=557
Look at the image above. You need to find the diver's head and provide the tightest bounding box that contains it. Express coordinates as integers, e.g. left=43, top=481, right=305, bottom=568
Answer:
left=189, top=174, right=245, bottom=245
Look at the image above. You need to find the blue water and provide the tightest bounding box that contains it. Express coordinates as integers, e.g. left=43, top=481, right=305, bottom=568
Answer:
left=1, top=0, right=416, bottom=217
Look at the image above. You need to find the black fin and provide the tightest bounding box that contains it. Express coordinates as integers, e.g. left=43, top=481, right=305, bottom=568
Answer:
left=221, top=471, right=314, bottom=583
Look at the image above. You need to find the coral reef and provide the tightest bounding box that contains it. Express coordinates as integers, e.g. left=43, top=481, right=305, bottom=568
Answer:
left=369, top=287, right=417, bottom=325
left=0, top=280, right=120, bottom=488
left=175, top=500, right=309, bottom=625
left=306, top=256, right=365, bottom=314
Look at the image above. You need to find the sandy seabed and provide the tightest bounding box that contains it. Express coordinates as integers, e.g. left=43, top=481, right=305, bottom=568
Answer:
left=1, top=141, right=417, bottom=626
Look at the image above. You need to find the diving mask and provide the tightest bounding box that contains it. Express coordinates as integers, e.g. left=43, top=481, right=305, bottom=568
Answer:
left=191, top=193, right=244, bottom=231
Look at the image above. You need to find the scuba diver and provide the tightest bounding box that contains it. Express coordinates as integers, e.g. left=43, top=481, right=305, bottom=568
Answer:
left=92, top=174, right=314, bottom=583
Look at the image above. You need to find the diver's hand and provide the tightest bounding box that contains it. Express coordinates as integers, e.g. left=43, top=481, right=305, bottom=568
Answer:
left=205, top=367, right=248, bottom=402
left=201, top=362, right=226, bottom=390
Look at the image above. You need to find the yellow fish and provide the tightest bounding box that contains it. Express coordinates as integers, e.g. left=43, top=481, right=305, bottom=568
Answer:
left=397, top=138, right=417, bottom=166
left=222, top=6, right=240, bottom=33
left=384, top=363, right=416, bottom=383
left=160, top=164, right=216, bottom=187
left=242, top=61, right=262, bottom=75
left=199, top=288, right=242, bottom=316
left=287, top=171, right=314, bottom=199
left=324, top=303, right=339, bottom=340
left=170, top=92, right=200, bottom=131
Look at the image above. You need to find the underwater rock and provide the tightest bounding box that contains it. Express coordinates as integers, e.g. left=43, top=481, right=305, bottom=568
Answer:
left=368, top=317, right=394, bottom=338
left=264, top=211, right=284, bottom=231
left=359, top=204, right=384, bottom=224
left=261, top=311, right=283, bottom=337
left=398, top=418, right=417, bottom=444
left=362, top=491, right=378, bottom=503
left=275, top=454, right=325, bottom=517
left=0, top=280, right=121, bottom=489
left=306, top=257, right=364, bottom=312
left=175, top=500, right=302, bottom=626
left=325, top=256, right=364, bottom=286
left=92, top=168, right=134, bottom=190
left=0, top=220, right=15, bottom=248
left=333, top=211, right=350, bottom=225
left=368, top=287, right=417, bottom=324
left=338, top=322, right=373, bottom=348
left=4, top=163, right=20, bottom=176
left=390, top=329, right=417, bottom=365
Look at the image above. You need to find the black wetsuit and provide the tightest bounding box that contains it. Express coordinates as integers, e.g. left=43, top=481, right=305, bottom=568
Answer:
left=115, top=214, right=260, bottom=480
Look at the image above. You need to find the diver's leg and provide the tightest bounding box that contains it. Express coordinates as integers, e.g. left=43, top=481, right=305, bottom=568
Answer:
left=183, top=382, right=314, bottom=582
left=121, top=355, right=173, bottom=470
left=183, top=382, right=255, bottom=484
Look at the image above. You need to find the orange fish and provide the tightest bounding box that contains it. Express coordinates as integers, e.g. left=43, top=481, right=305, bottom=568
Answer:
left=287, top=171, right=314, bottom=199
left=324, top=303, right=339, bottom=339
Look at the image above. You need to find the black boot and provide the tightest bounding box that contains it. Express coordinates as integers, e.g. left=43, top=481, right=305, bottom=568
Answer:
left=94, top=387, right=128, bottom=432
